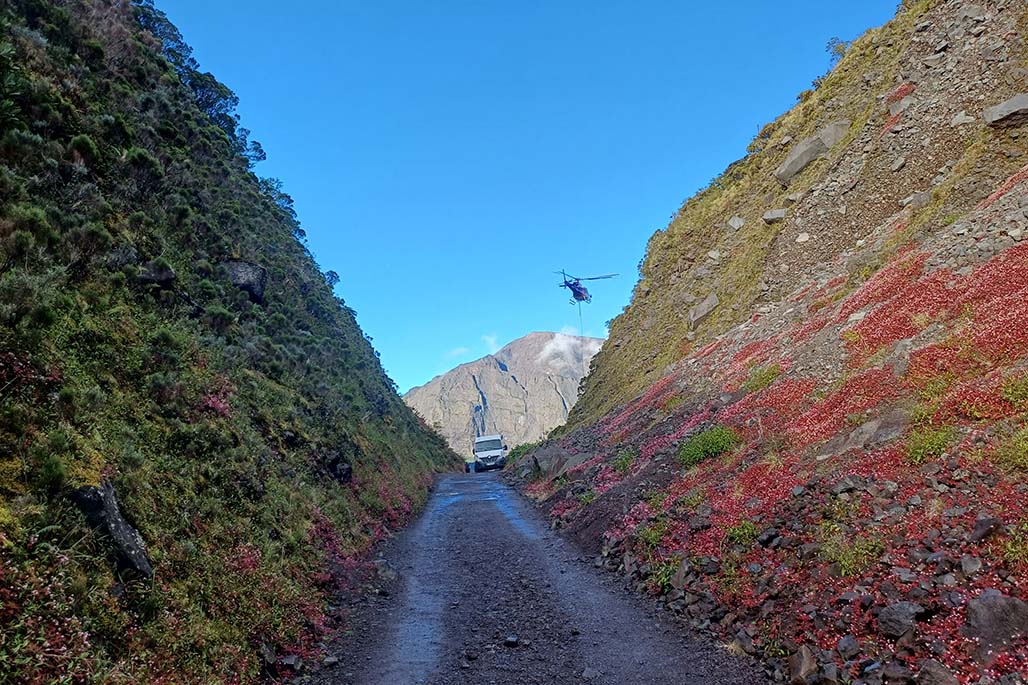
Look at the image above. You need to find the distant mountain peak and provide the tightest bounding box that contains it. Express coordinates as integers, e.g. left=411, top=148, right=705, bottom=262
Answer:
left=405, top=332, right=602, bottom=455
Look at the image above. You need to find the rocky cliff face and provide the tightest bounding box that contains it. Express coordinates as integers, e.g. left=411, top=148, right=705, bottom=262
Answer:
left=514, top=1, right=1028, bottom=683
left=405, top=332, right=602, bottom=456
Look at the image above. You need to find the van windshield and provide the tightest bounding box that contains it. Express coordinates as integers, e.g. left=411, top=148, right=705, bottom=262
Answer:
left=474, top=438, right=502, bottom=452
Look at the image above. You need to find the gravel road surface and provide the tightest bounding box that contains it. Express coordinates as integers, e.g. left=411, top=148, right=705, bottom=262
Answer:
left=313, top=473, right=769, bottom=685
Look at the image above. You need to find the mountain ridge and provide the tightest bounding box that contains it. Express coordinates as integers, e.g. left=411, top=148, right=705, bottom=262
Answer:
left=405, top=331, right=602, bottom=456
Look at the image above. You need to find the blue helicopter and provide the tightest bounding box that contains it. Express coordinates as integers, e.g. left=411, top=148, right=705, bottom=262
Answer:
left=557, top=270, right=617, bottom=304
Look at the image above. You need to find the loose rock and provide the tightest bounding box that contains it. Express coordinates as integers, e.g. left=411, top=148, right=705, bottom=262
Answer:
left=984, top=94, right=1028, bottom=127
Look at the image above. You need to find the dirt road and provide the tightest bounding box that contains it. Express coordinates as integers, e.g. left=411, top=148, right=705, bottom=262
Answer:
left=316, top=473, right=768, bottom=685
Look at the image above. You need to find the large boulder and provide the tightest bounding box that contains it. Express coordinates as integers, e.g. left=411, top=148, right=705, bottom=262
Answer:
left=222, top=260, right=269, bottom=303
left=689, top=292, right=719, bottom=329
left=531, top=445, right=574, bottom=477
left=962, top=589, right=1028, bottom=665
left=70, top=481, right=153, bottom=577
left=325, top=452, right=353, bottom=484
left=774, top=119, right=851, bottom=185
left=877, top=601, right=923, bottom=638
left=984, top=94, right=1028, bottom=127
left=916, top=659, right=958, bottom=685
left=788, top=645, right=818, bottom=684
left=555, top=452, right=595, bottom=478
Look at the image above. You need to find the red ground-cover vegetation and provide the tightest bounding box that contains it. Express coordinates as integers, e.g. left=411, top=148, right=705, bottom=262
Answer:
left=520, top=234, right=1028, bottom=682
left=788, top=368, right=900, bottom=448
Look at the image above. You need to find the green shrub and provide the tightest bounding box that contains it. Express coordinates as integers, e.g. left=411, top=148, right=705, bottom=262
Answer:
left=37, top=452, right=67, bottom=493
left=57, top=386, right=78, bottom=419
left=819, top=522, right=882, bottom=576
left=678, top=425, right=741, bottom=467
left=9, top=203, right=50, bottom=240
left=741, top=363, right=782, bottom=393
left=204, top=304, right=234, bottom=335
left=644, top=489, right=667, bottom=509
left=650, top=557, right=679, bottom=592
left=1003, top=522, right=1028, bottom=568
left=726, top=520, right=759, bottom=546
left=33, top=429, right=73, bottom=494
left=578, top=490, right=595, bottom=505
left=613, top=449, right=636, bottom=473
left=905, top=425, right=954, bottom=464
left=126, top=146, right=163, bottom=178
left=68, top=134, right=99, bottom=164
left=661, top=395, right=684, bottom=412
left=637, top=517, right=669, bottom=549
left=8, top=230, right=33, bottom=259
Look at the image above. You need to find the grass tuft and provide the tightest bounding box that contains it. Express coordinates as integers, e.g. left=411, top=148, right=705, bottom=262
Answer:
left=741, top=363, right=782, bottom=394
left=613, top=449, right=637, bottom=474
left=678, top=426, right=741, bottom=467
left=905, top=425, right=954, bottom=464
left=819, top=522, right=883, bottom=577
left=995, top=426, right=1028, bottom=471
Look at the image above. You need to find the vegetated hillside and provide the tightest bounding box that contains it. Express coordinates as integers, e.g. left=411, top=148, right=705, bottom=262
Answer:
left=404, top=331, right=602, bottom=456
left=514, top=1, right=1028, bottom=682
left=0, top=1, right=456, bottom=683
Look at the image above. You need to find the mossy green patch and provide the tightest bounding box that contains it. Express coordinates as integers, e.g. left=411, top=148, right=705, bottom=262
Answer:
left=678, top=426, right=741, bottom=467
left=741, top=363, right=782, bottom=394
left=996, top=425, right=1028, bottom=471
left=905, top=425, right=954, bottom=464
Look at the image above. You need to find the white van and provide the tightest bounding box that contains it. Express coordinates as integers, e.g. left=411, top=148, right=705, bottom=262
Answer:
left=470, top=434, right=508, bottom=472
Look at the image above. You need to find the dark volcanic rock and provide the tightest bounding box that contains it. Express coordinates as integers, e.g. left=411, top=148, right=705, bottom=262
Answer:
left=837, top=635, right=860, bottom=660
left=221, top=260, right=268, bottom=303
left=877, top=602, right=923, bottom=638
left=882, top=661, right=913, bottom=683
left=70, top=481, right=153, bottom=577
left=968, top=517, right=1001, bottom=543
left=916, top=659, right=959, bottom=685
left=326, top=452, right=353, bottom=484
left=531, top=445, right=574, bottom=477
left=962, top=589, right=1028, bottom=665
left=788, top=645, right=817, bottom=684
left=138, top=259, right=176, bottom=288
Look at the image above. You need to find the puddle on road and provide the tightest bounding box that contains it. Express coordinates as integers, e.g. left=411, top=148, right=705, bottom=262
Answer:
left=435, top=475, right=539, bottom=540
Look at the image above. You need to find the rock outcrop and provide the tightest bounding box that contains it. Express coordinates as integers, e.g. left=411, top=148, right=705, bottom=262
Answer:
left=70, top=482, right=153, bottom=577
left=405, top=332, right=601, bottom=456
left=772, top=119, right=851, bottom=184
left=221, top=260, right=269, bottom=303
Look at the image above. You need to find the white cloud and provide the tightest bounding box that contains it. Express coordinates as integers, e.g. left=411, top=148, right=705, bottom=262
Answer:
left=482, top=334, right=500, bottom=354
left=536, top=331, right=603, bottom=371
left=445, top=346, right=471, bottom=358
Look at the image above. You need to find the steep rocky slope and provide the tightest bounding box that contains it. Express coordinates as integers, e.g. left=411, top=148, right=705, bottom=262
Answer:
left=405, top=331, right=602, bottom=456
left=514, top=1, right=1028, bottom=683
left=0, top=2, right=455, bottom=683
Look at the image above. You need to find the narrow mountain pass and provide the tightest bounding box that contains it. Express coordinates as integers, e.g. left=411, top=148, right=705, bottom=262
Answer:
left=316, top=473, right=768, bottom=685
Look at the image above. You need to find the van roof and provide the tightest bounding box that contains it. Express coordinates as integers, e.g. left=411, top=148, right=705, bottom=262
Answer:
left=474, top=434, right=502, bottom=442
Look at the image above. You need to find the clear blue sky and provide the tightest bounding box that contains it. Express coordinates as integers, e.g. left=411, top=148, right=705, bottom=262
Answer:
left=161, top=1, right=896, bottom=393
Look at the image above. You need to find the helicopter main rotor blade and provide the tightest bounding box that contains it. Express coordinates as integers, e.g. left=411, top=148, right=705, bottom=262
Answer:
left=577, top=273, right=618, bottom=281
